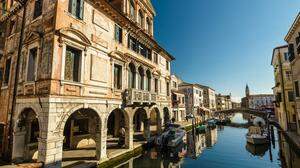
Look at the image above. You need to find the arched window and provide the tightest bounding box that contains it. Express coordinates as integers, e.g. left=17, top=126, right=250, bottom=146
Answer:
left=129, top=0, right=135, bottom=19
left=128, top=63, right=136, bottom=88
left=138, top=66, right=144, bottom=90
left=138, top=10, right=144, bottom=28
left=146, top=17, right=152, bottom=35
left=146, top=70, right=151, bottom=91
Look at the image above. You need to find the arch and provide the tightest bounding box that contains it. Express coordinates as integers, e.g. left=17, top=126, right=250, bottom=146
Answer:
left=13, top=108, right=40, bottom=161
left=56, top=105, right=101, bottom=134
left=146, top=69, right=152, bottom=91
left=138, top=9, right=144, bottom=28
left=128, top=62, right=136, bottom=89
left=149, top=107, right=162, bottom=135
left=59, top=27, right=92, bottom=46
left=63, top=108, right=101, bottom=150
left=106, top=108, right=130, bottom=149
left=163, top=107, right=171, bottom=125
left=133, top=108, right=148, bottom=133
left=138, top=66, right=145, bottom=90
left=146, top=17, right=152, bottom=34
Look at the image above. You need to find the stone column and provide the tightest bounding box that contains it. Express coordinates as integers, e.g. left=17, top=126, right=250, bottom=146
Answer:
left=37, top=136, right=64, bottom=168
left=95, top=131, right=102, bottom=160
left=125, top=118, right=133, bottom=149
left=100, top=126, right=107, bottom=161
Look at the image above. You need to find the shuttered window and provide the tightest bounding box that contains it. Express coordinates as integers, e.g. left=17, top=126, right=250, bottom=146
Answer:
left=114, top=24, right=122, bottom=43
left=114, top=64, right=122, bottom=89
left=33, top=0, right=43, bottom=19
left=65, top=46, right=81, bottom=82
left=27, top=47, right=38, bottom=81
left=68, top=0, right=84, bottom=19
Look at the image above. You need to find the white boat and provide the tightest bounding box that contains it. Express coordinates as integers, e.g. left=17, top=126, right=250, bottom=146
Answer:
left=156, top=124, right=186, bottom=147
left=246, top=126, right=268, bottom=145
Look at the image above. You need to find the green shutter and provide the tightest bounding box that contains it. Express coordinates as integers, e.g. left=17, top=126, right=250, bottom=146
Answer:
left=79, top=0, right=84, bottom=19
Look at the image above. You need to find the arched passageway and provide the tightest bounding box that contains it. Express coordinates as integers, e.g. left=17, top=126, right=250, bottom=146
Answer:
left=149, top=108, right=162, bottom=135
left=107, top=109, right=130, bottom=149
left=133, top=108, right=149, bottom=140
left=63, top=108, right=101, bottom=160
left=163, top=107, right=171, bottom=125
left=13, top=108, right=39, bottom=162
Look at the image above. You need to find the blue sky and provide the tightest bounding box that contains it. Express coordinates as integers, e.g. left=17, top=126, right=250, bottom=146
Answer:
left=152, top=0, right=300, bottom=102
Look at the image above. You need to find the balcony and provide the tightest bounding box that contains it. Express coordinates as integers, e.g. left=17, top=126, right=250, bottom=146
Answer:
left=126, top=88, right=157, bottom=105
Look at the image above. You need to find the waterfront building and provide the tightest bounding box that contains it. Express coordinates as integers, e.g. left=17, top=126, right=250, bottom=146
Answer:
left=0, top=0, right=174, bottom=166
left=171, top=75, right=186, bottom=122
left=271, top=45, right=297, bottom=132
left=241, top=85, right=274, bottom=110
left=216, top=94, right=232, bottom=111
left=198, top=84, right=216, bottom=112
left=285, top=12, right=300, bottom=135
left=231, top=102, right=241, bottom=109
left=178, top=82, right=206, bottom=118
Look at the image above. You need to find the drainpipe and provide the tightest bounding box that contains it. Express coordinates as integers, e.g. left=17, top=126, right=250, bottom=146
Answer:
left=278, top=51, right=290, bottom=131
left=6, top=0, right=28, bottom=160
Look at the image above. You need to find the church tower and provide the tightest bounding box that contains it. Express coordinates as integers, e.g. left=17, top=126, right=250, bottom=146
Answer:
left=245, top=84, right=250, bottom=97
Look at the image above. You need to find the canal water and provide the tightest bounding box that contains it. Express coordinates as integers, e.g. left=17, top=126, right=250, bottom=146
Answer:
left=116, top=113, right=300, bottom=168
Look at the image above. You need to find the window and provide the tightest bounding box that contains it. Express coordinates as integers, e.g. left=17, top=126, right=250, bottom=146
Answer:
left=33, top=0, right=43, bottom=19
left=65, top=46, right=81, bottom=82
left=173, top=81, right=177, bottom=88
left=115, top=24, right=122, bottom=43
left=114, top=64, right=122, bottom=90
left=129, top=0, right=135, bottom=19
left=27, top=47, right=38, bottom=81
left=68, top=0, right=84, bottom=19
left=166, top=82, right=170, bottom=96
left=288, top=91, right=294, bottom=102
left=146, top=70, right=151, bottom=91
left=284, top=52, right=289, bottom=61
left=295, top=81, right=300, bottom=97
left=128, top=63, right=136, bottom=89
left=138, top=10, right=144, bottom=28
left=288, top=44, right=295, bottom=61
left=154, top=78, right=158, bottom=93
left=3, top=58, right=11, bottom=85
left=153, top=52, right=158, bottom=64
left=146, top=18, right=152, bottom=35
left=138, top=67, right=144, bottom=90
left=128, top=35, right=152, bottom=59
left=166, top=60, right=169, bottom=70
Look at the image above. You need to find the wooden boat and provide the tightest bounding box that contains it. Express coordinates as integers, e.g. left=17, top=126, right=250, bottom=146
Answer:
left=246, top=126, right=268, bottom=145
left=207, top=119, right=217, bottom=128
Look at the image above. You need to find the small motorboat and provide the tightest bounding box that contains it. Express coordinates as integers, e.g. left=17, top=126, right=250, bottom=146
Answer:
left=196, top=124, right=207, bottom=134
left=246, top=126, right=268, bottom=145
left=156, top=124, right=186, bottom=147
left=207, top=119, right=217, bottom=128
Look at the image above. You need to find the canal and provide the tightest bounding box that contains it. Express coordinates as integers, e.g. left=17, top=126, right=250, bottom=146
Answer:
left=115, top=113, right=300, bottom=168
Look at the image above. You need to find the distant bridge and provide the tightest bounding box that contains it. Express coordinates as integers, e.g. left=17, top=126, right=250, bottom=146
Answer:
left=214, top=108, right=268, bottom=118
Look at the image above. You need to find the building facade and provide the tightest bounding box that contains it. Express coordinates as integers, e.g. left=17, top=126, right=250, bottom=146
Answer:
left=199, top=85, right=216, bottom=111
left=241, top=85, right=274, bottom=111
left=271, top=45, right=297, bottom=131
left=171, top=75, right=186, bottom=122
left=231, top=102, right=241, bottom=109
left=285, top=12, right=300, bottom=135
left=0, top=0, right=174, bottom=166
left=178, top=82, right=204, bottom=116
left=216, top=94, right=232, bottom=111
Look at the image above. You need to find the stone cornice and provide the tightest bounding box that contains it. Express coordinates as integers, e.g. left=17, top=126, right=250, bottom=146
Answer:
left=285, top=12, right=300, bottom=42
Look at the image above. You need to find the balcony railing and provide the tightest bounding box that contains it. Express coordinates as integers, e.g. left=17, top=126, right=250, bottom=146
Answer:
left=126, top=88, right=157, bottom=105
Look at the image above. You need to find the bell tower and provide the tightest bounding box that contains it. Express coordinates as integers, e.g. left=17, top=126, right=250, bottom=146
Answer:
left=245, top=84, right=250, bottom=97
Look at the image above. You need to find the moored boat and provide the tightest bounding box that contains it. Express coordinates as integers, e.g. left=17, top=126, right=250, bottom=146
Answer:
left=246, top=126, right=268, bottom=145
left=156, top=124, right=186, bottom=147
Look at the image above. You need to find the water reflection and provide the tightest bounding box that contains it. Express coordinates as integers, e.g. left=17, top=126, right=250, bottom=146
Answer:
left=116, top=126, right=300, bottom=168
